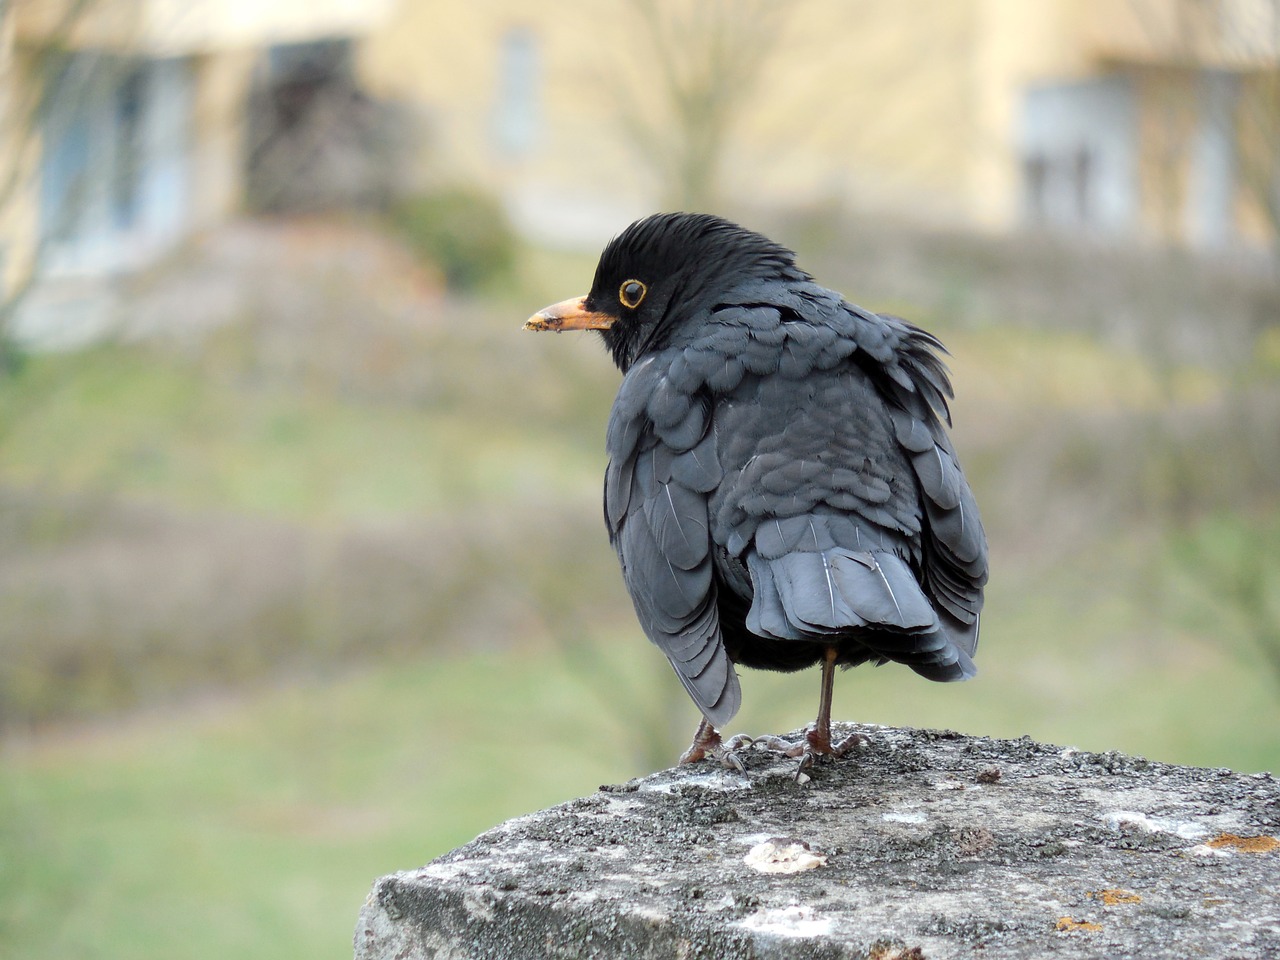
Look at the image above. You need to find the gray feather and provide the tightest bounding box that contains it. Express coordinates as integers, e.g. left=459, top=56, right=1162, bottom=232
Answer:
left=771, top=551, right=862, bottom=631
left=642, top=481, right=708, bottom=570
left=744, top=553, right=806, bottom=640
left=829, top=551, right=938, bottom=630
left=669, top=429, right=721, bottom=492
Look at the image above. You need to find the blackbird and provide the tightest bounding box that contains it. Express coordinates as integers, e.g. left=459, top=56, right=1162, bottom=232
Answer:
left=525, top=213, right=987, bottom=771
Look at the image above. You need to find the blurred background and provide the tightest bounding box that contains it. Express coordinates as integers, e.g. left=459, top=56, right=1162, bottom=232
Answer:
left=1, top=0, right=1278, bottom=956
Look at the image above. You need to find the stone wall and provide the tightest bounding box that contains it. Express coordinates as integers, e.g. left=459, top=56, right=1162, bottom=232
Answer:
left=355, top=724, right=1279, bottom=959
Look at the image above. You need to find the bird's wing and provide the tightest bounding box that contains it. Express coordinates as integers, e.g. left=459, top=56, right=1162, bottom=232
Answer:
left=872, top=314, right=988, bottom=658
left=604, top=355, right=741, bottom=728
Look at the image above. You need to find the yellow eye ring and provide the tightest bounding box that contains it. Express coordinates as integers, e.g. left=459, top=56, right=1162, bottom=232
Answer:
left=619, top=279, right=647, bottom=309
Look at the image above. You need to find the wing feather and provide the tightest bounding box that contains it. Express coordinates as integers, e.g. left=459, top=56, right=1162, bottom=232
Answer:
left=605, top=358, right=739, bottom=728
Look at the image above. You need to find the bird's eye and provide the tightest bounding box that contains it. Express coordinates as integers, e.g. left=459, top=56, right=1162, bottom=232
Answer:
left=619, top=280, right=647, bottom=309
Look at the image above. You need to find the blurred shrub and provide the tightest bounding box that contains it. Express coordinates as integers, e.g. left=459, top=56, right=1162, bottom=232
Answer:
left=0, top=485, right=621, bottom=728
left=390, top=187, right=516, bottom=291
left=0, top=333, right=26, bottom=378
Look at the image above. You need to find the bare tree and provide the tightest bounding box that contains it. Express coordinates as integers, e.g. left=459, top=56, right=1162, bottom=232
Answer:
left=606, top=0, right=795, bottom=211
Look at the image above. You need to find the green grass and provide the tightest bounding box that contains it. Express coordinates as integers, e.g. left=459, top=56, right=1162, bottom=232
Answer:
left=0, top=649, right=637, bottom=960
left=0, top=341, right=603, bottom=523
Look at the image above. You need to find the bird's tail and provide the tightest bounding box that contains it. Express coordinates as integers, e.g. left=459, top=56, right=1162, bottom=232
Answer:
left=744, top=544, right=976, bottom=682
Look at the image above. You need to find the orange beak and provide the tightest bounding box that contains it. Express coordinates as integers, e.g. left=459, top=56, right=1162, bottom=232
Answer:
left=523, top=296, right=616, bottom=332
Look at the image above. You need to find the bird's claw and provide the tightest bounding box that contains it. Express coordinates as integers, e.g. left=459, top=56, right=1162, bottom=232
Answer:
left=679, top=724, right=749, bottom=773
left=679, top=739, right=748, bottom=773
left=730, top=726, right=869, bottom=779
left=681, top=721, right=868, bottom=779
left=831, top=731, right=870, bottom=755
left=795, top=749, right=818, bottom=781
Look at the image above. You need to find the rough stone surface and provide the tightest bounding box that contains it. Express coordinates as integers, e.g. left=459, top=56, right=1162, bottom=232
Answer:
left=354, top=725, right=1280, bottom=959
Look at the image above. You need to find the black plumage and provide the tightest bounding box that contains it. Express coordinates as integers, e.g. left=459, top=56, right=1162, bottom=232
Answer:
left=525, top=213, right=987, bottom=766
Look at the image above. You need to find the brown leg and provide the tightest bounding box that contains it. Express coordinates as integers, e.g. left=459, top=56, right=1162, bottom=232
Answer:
left=805, top=646, right=840, bottom=754
left=683, top=650, right=866, bottom=778
left=794, top=647, right=867, bottom=778
left=678, top=717, right=748, bottom=773
left=678, top=717, right=721, bottom=764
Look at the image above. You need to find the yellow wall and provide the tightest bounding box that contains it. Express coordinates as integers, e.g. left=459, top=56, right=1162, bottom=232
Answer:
left=15, top=0, right=391, bottom=55
left=359, top=1, right=654, bottom=228
left=359, top=0, right=1277, bottom=248
left=189, top=49, right=257, bottom=231
left=1, top=42, right=46, bottom=297
left=357, top=0, right=1110, bottom=232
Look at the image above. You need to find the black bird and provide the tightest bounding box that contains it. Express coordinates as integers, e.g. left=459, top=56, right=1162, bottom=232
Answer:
left=525, top=213, right=987, bottom=769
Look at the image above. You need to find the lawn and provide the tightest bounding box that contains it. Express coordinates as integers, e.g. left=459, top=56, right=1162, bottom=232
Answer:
left=0, top=651, right=634, bottom=960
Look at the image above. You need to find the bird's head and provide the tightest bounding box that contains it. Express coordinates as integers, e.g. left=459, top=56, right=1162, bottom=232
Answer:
left=524, top=212, right=803, bottom=371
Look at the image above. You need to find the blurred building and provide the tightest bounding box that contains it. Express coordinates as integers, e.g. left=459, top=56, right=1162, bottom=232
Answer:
left=1, top=0, right=1276, bottom=326
left=1077, top=0, right=1280, bottom=249
left=360, top=0, right=1279, bottom=253
left=0, top=0, right=391, bottom=336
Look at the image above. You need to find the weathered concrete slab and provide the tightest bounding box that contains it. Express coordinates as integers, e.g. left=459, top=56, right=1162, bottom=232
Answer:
left=355, top=725, right=1280, bottom=959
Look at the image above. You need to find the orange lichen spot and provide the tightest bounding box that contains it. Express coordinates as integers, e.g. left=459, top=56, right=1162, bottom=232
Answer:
left=1090, top=888, right=1142, bottom=905
left=1056, top=917, right=1103, bottom=933
left=868, top=942, right=926, bottom=960
left=1206, top=834, right=1280, bottom=854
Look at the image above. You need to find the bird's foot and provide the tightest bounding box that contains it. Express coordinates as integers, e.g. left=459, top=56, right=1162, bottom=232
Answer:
left=680, top=721, right=867, bottom=778
left=793, top=732, right=865, bottom=783
left=746, top=727, right=869, bottom=758
left=678, top=725, right=751, bottom=774
left=813, top=726, right=871, bottom=758
left=794, top=728, right=869, bottom=780
left=741, top=726, right=869, bottom=780
left=744, top=734, right=809, bottom=758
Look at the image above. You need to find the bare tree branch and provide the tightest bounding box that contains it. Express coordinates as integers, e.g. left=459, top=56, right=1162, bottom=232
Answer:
left=605, top=0, right=795, bottom=210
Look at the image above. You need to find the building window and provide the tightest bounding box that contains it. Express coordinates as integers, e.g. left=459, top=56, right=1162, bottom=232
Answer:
left=112, top=66, right=146, bottom=230
left=492, top=26, right=540, bottom=158
left=1185, top=69, right=1239, bottom=248
left=39, top=52, right=192, bottom=274
left=1018, top=76, right=1137, bottom=234
left=39, top=53, right=95, bottom=243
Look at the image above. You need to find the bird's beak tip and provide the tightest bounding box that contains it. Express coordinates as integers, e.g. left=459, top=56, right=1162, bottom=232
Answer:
left=523, top=296, right=615, bottom=333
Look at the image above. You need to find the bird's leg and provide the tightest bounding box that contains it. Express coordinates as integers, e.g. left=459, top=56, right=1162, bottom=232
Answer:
left=806, top=645, right=841, bottom=754
left=678, top=717, right=719, bottom=764
left=678, top=718, right=747, bottom=773
left=794, top=647, right=868, bottom=777
left=734, top=648, right=869, bottom=772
